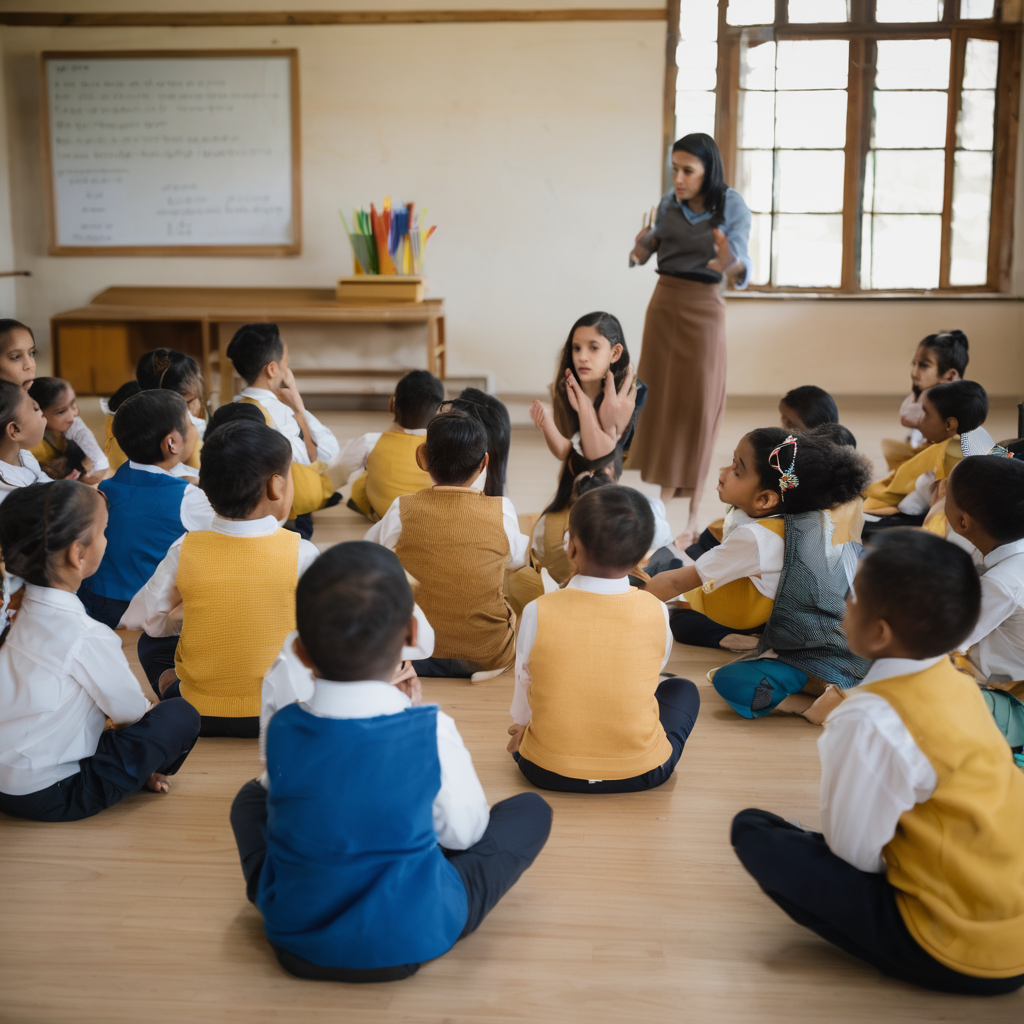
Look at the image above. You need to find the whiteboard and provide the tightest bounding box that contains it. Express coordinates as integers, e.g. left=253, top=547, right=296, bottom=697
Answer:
left=42, top=51, right=300, bottom=254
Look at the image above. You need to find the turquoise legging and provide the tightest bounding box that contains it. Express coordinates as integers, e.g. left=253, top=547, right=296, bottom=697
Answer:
left=982, top=690, right=1024, bottom=748
left=712, top=658, right=810, bottom=719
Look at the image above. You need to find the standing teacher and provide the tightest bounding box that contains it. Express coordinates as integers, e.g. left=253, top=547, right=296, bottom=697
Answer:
left=628, top=133, right=752, bottom=547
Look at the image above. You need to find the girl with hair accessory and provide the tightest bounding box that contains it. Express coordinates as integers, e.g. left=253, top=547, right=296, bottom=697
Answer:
left=0, top=481, right=202, bottom=821
left=530, top=312, right=646, bottom=464
left=647, top=426, right=873, bottom=718
left=27, top=377, right=109, bottom=484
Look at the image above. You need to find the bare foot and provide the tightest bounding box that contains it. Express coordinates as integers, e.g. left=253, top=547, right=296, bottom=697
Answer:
left=157, top=668, right=178, bottom=697
left=145, top=772, right=170, bottom=794
left=802, top=685, right=845, bottom=725
left=673, top=529, right=698, bottom=550
left=720, top=633, right=759, bottom=652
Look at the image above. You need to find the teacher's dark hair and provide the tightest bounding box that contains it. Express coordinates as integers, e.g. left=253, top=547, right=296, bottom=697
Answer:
left=553, top=311, right=632, bottom=440
left=673, top=133, right=727, bottom=226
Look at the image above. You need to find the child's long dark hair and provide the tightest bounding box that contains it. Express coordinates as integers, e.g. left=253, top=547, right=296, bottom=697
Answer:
left=747, top=425, right=871, bottom=514
left=0, top=480, right=101, bottom=587
left=0, top=318, right=33, bottom=353
left=448, top=388, right=511, bottom=498
left=28, top=377, right=71, bottom=412
left=543, top=445, right=624, bottom=516
left=552, top=312, right=631, bottom=439
left=137, top=349, right=204, bottom=401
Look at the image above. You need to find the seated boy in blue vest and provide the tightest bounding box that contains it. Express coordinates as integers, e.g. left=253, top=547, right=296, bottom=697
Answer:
left=230, top=541, right=552, bottom=982
left=507, top=485, right=701, bottom=793
left=122, top=421, right=319, bottom=738
left=732, top=529, right=1024, bottom=994
left=78, top=390, right=213, bottom=635
left=339, top=369, right=445, bottom=521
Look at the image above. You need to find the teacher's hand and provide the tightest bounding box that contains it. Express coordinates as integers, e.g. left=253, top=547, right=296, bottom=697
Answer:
left=629, top=206, right=657, bottom=267
left=707, top=227, right=743, bottom=280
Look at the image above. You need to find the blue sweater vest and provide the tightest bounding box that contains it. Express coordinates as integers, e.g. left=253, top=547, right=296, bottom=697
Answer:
left=83, top=463, right=189, bottom=602
left=259, top=702, right=469, bottom=969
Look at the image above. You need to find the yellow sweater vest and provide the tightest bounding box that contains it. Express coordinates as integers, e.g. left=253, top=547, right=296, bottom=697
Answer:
left=864, top=437, right=961, bottom=512
left=30, top=434, right=64, bottom=466
left=351, top=430, right=432, bottom=521
left=238, top=396, right=333, bottom=516
left=394, top=488, right=515, bottom=671
left=175, top=528, right=299, bottom=718
left=519, top=588, right=672, bottom=779
left=537, top=508, right=573, bottom=585
left=862, top=659, right=1024, bottom=978
left=684, top=517, right=785, bottom=631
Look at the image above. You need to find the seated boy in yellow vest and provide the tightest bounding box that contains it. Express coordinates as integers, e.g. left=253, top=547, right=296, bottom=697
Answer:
left=732, top=528, right=1024, bottom=994
left=226, top=322, right=340, bottom=531
left=506, top=485, right=701, bottom=793
left=122, top=421, right=320, bottom=737
left=366, top=411, right=529, bottom=681
left=339, top=369, right=445, bottom=522
left=863, top=380, right=991, bottom=538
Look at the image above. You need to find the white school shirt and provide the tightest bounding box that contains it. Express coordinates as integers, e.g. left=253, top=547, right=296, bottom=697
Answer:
left=261, top=676, right=489, bottom=851
left=956, top=538, right=1024, bottom=683
left=510, top=575, right=674, bottom=727
left=898, top=427, right=998, bottom=516
left=190, top=411, right=207, bottom=440
left=120, top=515, right=320, bottom=635
left=65, top=415, right=109, bottom=472
left=126, top=461, right=216, bottom=532
left=366, top=487, right=529, bottom=570
left=818, top=656, right=942, bottom=874
left=530, top=493, right=672, bottom=563
left=0, top=584, right=150, bottom=796
left=236, top=387, right=339, bottom=466
left=693, top=512, right=786, bottom=599
left=0, top=449, right=48, bottom=500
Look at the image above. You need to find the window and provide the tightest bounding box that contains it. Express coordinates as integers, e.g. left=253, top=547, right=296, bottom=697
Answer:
left=670, top=0, right=1018, bottom=291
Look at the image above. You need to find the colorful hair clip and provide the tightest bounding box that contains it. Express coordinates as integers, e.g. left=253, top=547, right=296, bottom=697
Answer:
left=768, top=434, right=800, bottom=499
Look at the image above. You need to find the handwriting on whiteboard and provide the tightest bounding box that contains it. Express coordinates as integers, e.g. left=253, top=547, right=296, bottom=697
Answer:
left=46, top=56, right=295, bottom=249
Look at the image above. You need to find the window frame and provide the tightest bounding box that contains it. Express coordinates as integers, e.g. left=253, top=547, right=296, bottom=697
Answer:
left=665, top=0, right=1022, bottom=293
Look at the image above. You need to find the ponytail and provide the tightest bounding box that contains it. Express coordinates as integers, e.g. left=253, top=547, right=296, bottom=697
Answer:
left=543, top=445, right=624, bottom=515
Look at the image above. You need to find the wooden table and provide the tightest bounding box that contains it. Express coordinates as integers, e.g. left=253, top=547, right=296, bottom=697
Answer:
left=50, top=285, right=446, bottom=403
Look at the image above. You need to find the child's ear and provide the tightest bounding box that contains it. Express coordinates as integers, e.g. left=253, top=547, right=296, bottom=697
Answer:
left=388, top=395, right=396, bottom=417
left=609, top=343, right=623, bottom=365
left=566, top=534, right=579, bottom=563
left=292, top=636, right=320, bottom=674
left=65, top=539, right=87, bottom=573
left=941, top=369, right=959, bottom=383
left=415, top=444, right=429, bottom=472
left=480, top=452, right=489, bottom=470
left=160, top=431, right=179, bottom=460
left=946, top=416, right=959, bottom=437
left=267, top=472, right=287, bottom=502
left=405, top=614, right=418, bottom=649
left=755, top=489, right=781, bottom=512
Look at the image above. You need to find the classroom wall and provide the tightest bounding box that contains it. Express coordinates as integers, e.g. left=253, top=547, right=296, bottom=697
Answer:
left=1, top=10, right=1023, bottom=398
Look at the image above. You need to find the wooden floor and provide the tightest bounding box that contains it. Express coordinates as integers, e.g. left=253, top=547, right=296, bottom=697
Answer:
left=2, top=397, right=1022, bottom=1024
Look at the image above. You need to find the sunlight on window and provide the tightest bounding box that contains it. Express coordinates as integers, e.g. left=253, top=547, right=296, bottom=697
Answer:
left=961, top=0, right=995, bottom=18
left=726, top=0, right=774, bottom=26
left=788, top=0, right=848, bottom=22
left=875, top=0, right=943, bottom=22
left=675, top=0, right=718, bottom=141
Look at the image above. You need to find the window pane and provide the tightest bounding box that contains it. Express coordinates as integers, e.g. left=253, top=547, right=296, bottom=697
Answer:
left=862, top=148, right=875, bottom=213
left=678, top=0, right=718, bottom=39
left=950, top=151, right=993, bottom=285
left=870, top=150, right=945, bottom=213
left=776, top=91, right=848, bottom=148
left=736, top=150, right=774, bottom=212
left=773, top=214, right=843, bottom=287
left=788, top=0, right=848, bottom=21
left=676, top=91, right=717, bottom=140
left=776, top=40, right=849, bottom=90
left=872, top=92, right=947, bottom=148
left=749, top=213, right=772, bottom=285
left=868, top=215, right=941, bottom=288
left=676, top=41, right=718, bottom=91
left=874, top=40, right=950, bottom=91
left=726, top=0, right=774, bottom=25
left=957, top=90, right=995, bottom=150
left=875, top=0, right=943, bottom=21
left=860, top=213, right=873, bottom=288
left=963, top=38, right=999, bottom=90
left=776, top=150, right=845, bottom=213
left=738, top=91, right=776, bottom=148
left=961, top=0, right=995, bottom=17
left=740, top=40, right=776, bottom=91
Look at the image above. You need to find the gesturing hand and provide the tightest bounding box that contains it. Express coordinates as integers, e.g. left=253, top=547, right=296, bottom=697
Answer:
left=597, top=364, right=636, bottom=437
left=564, top=368, right=592, bottom=415
left=707, top=227, right=737, bottom=275
left=629, top=205, right=657, bottom=267
left=529, top=399, right=547, bottom=431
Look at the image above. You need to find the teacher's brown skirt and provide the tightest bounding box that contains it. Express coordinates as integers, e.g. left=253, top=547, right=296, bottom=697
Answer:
left=629, top=275, right=726, bottom=498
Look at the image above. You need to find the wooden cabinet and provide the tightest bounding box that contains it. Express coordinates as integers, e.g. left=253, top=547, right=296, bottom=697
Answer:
left=54, top=324, right=132, bottom=395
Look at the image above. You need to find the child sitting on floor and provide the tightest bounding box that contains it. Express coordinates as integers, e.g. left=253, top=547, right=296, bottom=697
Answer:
left=863, top=379, right=990, bottom=536
left=945, top=456, right=1024, bottom=748
left=778, top=385, right=839, bottom=433
left=648, top=427, right=873, bottom=719
left=507, top=486, right=701, bottom=793
left=0, top=380, right=47, bottom=501
left=27, top=378, right=109, bottom=484
left=339, top=369, right=443, bottom=521
left=0, top=481, right=201, bottom=821
left=367, top=411, right=529, bottom=680
left=123, top=421, right=319, bottom=736
left=227, top=322, right=340, bottom=532
left=731, top=529, right=1024, bottom=995
left=883, top=329, right=968, bottom=470
left=448, top=388, right=512, bottom=497
left=230, top=541, right=551, bottom=982
left=0, top=318, right=37, bottom=390
left=77, top=391, right=213, bottom=632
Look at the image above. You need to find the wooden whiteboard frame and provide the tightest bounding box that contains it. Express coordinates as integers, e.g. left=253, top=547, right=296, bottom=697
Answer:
left=41, top=49, right=302, bottom=256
